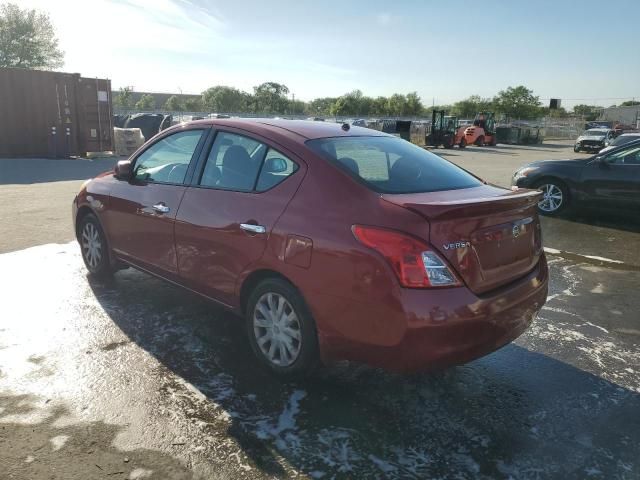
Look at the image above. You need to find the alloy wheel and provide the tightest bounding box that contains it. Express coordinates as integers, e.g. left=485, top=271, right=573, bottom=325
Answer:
left=81, top=222, right=103, bottom=269
left=538, top=184, right=563, bottom=213
left=253, top=292, right=302, bottom=367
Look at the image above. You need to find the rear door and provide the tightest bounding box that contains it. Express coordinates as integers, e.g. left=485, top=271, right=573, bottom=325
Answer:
left=174, top=128, right=305, bottom=306
left=580, top=144, right=640, bottom=210
left=107, top=127, right=208, bottom=276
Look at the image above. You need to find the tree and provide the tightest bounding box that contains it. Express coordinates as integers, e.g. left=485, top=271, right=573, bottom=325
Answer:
left=573, top=104, right=601, bottom=121
left=0, top=3, right=64, bottom=69
left=135, top=93, right=156, bottom=110
left=385, top=94, right=407, bottom=116
left=330, top=90, right=365, bottom=116
left=307, top=97, right=336, bottom=116
left=164, top=95, right=183, bottom=111
left=492, top=85, right=542, bottom=119
left=114, top=87, right=133, bottom=108
left=184, top=96, right=203, bottom=111
left=202, top=86, right=246, bottom=112
left=404, top=92, right=424, bottom=116
left=253, top=82, right=290, bottom=113
left=620, top=100, right=640, bottom=107
left=452, top=95, right=493, bottom=118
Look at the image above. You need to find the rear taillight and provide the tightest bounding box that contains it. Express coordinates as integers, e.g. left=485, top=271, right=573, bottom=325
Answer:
left=352, top=225, right=460, bottom=288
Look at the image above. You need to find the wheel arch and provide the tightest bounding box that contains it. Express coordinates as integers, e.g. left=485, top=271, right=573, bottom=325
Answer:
left=239, top=269, right=298, bottom=315
left=75, top=205, right=97, bottom=240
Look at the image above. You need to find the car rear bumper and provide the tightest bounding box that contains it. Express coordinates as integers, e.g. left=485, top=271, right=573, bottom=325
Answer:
left=314, top=254, right=548, bottom=373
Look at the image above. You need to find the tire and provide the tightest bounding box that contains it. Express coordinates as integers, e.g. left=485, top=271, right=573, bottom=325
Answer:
left=78, top=213, right=114, bottom=278
left=574, top=145, right=581, bottom=153
left=475, top=135, right=484, bottom=146
left=459, top=138, right=467, bottom=149
left=534, top=179, right=569, bottom=216
left=245, top=278, right=319, bottom=377
left=489, top=136, right=497, bottom=146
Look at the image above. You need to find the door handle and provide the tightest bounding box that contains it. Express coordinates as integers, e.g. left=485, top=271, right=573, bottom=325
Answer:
left=152, top=203, right=170, bottom=214
left=240, top=223, right=266, bottom=234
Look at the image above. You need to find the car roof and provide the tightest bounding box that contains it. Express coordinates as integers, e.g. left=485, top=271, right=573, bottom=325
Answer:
left=619, top=132, right=640, bottom=136
left=586, top=128, right=609, bottom=132
left=185, top=118, right=389, bottom=141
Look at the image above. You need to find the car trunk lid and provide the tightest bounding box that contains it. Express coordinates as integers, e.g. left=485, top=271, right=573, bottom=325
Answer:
left=382, top=185, right=543, bottom=294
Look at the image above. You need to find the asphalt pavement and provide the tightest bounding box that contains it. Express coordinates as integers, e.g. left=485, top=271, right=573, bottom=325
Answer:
left=1, top=143, right=639, bottom=479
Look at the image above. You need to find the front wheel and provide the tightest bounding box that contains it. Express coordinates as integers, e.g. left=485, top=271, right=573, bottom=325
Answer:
left=78, top=213, right=114, bottom=278
left=475, top=135, right=484, bottom=146
left=535, top=180, right=569, bottom=216
left=246, top=278, right=319, bottom=377
left=574, top=145, right=581, bottom=153
left=459, top=138, right=467, bottom=149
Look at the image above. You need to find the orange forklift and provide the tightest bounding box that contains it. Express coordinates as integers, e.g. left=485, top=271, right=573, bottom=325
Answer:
left=463, top=112, right=497, bottom=146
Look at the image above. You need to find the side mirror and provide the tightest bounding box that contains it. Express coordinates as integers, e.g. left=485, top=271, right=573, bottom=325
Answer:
left=115, top=160, right=133, bottom=180
left=264, top=157, right=287, bottom=173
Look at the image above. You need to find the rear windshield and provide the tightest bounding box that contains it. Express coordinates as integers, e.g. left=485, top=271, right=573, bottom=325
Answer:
left=307, top=136, right=482, bottom=194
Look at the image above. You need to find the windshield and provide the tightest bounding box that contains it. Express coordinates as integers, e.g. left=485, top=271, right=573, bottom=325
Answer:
left=584, top=129, right=607, bottom=136
left=307, top=136, right=482, bottom=194
left=610, top=135, right=640, bottom=146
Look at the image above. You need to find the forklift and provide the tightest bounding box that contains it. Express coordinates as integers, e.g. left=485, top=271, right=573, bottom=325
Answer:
left=463, top=112, right=497, bottom=146
left=427, top=110, right=465, bottom=148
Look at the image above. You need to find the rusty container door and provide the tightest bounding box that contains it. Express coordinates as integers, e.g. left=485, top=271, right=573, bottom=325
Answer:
left=0, top=68, right=81, bottom=157
left=76, top=77, right=113, bottom=155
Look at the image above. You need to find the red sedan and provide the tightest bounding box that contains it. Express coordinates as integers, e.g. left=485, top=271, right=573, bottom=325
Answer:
left=73, top=119, right=548, bottom=375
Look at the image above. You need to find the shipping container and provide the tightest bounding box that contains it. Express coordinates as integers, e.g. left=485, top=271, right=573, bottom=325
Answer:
left=0, top=68, right=113, bottom=158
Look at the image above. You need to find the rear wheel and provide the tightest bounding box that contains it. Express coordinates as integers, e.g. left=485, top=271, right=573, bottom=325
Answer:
left=459, top=138, right=467, bottom=149
left=245, top=278, right=319, bottom=377
left=535, top=180, right=569, bottom=216
left=574, top=145, right=581, bottom=153
left=489, top=136, right=497, bottom=146
left=79, top=213, right=114, bottom=278
left=475, top=135, right=485, bottom=146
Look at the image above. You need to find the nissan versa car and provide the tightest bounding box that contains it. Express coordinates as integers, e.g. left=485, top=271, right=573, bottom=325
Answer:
left=513, top=138, right=640, bottom=215
left=73, top=119, right=548, bottom=375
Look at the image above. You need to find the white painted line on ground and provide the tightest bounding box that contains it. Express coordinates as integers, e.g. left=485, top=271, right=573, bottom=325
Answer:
left=544, top=247, right=625, bottom=266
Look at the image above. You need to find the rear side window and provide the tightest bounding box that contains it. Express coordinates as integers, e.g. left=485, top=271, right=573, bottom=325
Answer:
left=134, top=129, right=204, bottom=184
left=307, top=136, right=482, bottom=194
left=256, top=149, right=299, bottom=191
left=200, top=132, right=265, bottom=191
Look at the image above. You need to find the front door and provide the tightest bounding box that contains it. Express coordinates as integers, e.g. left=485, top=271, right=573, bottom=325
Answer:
left=174, top=129, right=305, bottom=306
left=580, top=143, right=640, bottom=210
left=106, top=128, right=207, bottom=275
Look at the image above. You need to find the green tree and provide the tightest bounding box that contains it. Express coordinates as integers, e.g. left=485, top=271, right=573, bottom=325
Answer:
left=184, top=96, right=203, bottom=111
left=288, top=99, right=307, bottom=115
left=253, top=82, right=290, bottom=113
left=573, top=104, right=601, bottom=121
left=386, top=94, right=407, bottom=116
left=404, top=92, right=424, bottom=116
left=164, top=95, right=183, bottom=111
left=371, top=96, right=388, bottom=116
left=135, top=93, right=156, bottom=110
left=308, top=97, right=337, bottom=116
left=0, top=3, right=63, bottom=69
left=452, top=95, right=493, bottom=118
left=202, top=85, right=246, bottom=112
left=114, top=87, right=133, bottom=108
left=330, top=90, right=365, bottom=116
left=620, top=100, right=640, bottom=107
left=492, top=86, right=542, bottom=119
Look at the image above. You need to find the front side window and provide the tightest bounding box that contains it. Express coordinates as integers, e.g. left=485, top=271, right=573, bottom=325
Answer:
left=200, top=132, right=265, bottom=191
left=307, top=136, right=482, bottom=194
left=134, top=129, right=204, bottom=184
left=605, top=145, right=640, bottom=165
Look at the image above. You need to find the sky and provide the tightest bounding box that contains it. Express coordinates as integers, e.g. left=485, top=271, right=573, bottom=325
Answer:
left=17, top=0, right=640, bottom=108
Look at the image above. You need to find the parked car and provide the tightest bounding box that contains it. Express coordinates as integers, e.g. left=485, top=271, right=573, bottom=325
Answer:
left=512, top=138, right=640, bottom=215
left=574, top=128, right=614, bottom=153
left=598, top=132, right=640, bottom=154
left=73, top=119, right=548, bottom=375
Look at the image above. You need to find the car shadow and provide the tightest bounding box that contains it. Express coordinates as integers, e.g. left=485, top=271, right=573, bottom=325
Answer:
left=0, top=157, right=117, bottom=185
left=87, top=271, right=640, bottom=478
left=549, top=208, right=640, bottom=234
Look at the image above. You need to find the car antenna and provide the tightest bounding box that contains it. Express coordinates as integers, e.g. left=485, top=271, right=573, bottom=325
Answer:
left=341, top=123, right=350, bottom=131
